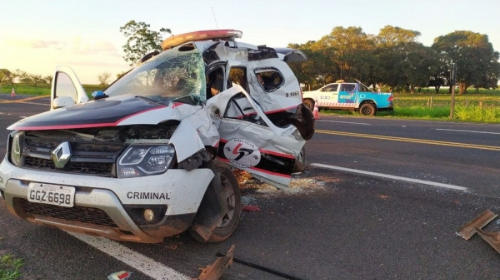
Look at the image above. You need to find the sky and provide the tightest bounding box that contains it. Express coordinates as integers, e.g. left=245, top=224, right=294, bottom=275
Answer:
left=1, top=0, right=499, bottom=84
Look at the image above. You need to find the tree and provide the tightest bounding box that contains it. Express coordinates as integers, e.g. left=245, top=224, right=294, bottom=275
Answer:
left=120, top=20, right=172, bottom=66
left=373, top=26, right=424, bottom=91
left=288, top=41, right=335, bottom=89
left=44, top=75, right=53, bottom=85
left=98, top=72, right=111, bottom=88
left=376, top=25, right=421, bottom=48
left=318, top=27, right=375, bottom=81
left=432, top=31, right=500, bottom=94
left=0, top=69, right=14, bottom=86
left=400, top=43, right=441, bottom=94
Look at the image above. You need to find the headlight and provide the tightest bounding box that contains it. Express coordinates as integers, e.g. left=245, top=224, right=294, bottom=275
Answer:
left=10, top=132, right=24, bottom=167
left=117, top=144, right=175, bottom=178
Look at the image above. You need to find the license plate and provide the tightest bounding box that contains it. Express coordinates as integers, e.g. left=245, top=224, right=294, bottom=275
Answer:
left=27, top=183, right=75, bottom=207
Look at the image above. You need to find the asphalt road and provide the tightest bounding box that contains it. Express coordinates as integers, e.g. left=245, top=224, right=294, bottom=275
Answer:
left=1, top=95, right=500, bottom=280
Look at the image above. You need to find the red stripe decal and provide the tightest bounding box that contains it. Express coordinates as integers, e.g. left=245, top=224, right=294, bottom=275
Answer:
left=13, top=105, right=167, bottom=131
left=219, top=139, right=294, bottom=159
left=116, top=105, right=167, bottom=124
left=217, top=158, right=291, bottom=179
left=231, top=105, right=298, bottom=119
left=259, top=148, right=295, bottom=159
left=232, top=143, right=242, bottom=154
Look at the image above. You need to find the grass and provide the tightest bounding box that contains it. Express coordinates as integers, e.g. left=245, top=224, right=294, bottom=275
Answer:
left=0, top=254, right=23, bottom=280
left=1, top=84, right=104, bottom=97
left=320, top=88, right=500, bottom=123
left=323, top=104, right=500, bottom=123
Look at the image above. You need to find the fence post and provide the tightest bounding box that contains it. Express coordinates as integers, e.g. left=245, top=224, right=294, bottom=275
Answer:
left=480, top=101, right=483, bottom=109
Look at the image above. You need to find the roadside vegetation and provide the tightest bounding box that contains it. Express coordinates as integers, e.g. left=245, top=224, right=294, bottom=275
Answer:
left=0, top=254, right=23, bottom=280
left=1, top=83, right=103, bottom=97
left=320, top=88, right=500, bottom=123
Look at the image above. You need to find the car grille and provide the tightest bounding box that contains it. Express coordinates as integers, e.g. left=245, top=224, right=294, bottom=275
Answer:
left=21, top=133, right=125, bottom=177
left=15, top=198, right=118, bottom=227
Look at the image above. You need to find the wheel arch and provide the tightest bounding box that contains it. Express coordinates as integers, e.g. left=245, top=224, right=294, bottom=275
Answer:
left=357, top=99, right=377, bottom=109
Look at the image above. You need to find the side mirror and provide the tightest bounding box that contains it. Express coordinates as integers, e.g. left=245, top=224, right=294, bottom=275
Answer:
left=52, top=96, right=76, bottom=109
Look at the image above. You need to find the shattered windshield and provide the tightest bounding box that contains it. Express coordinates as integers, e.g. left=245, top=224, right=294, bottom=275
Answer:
left=105, top=47, right=206, bottom=104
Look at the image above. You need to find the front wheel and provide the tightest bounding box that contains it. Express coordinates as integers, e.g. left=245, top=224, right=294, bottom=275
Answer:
left=359, top=103, right=376, bottom=116
left=189, top=160, right=241, bottom=243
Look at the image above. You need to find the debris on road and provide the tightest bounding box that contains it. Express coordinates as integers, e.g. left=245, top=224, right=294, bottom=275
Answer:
left=107, top=271, right=132, bottom=280
left=235, top=170, right=326, bottom=195
left=456, top=209, right=498, bottom=240
left=215, top=250, right=305, bottom=280
left=476, top=228, right=500, bottom=254
left=457, top=209, right=500, bottom=255
left=196, top=245, right=234, bottom=280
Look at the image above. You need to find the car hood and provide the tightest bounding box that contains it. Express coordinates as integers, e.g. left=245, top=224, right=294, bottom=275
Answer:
left=8, top=96, right=193, bottom=131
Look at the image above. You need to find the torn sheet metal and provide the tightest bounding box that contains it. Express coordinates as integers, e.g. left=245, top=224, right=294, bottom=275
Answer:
left=196, top=245, right=235, bottom=280
left=456, top=209, right=498, bottom=240
left=476, top=228, right=500, bottom=254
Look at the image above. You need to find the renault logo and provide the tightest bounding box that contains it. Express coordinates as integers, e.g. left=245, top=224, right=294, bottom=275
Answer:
left=51, top=142, right=72, bottom=168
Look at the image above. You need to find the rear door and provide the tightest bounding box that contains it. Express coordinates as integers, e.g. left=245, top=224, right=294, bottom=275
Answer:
left=50, top=66, right=89, bottom=110
left=337, top=83, right=357, bottom=108
left=206, top=85, right=305, bottom=189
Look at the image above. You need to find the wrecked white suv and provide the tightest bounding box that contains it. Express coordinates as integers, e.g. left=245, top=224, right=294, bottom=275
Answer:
left=0, top=30, right=314, bottom=243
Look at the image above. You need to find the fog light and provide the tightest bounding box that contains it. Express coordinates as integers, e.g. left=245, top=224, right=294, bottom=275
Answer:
left=144, top=209, right=155, bottom=222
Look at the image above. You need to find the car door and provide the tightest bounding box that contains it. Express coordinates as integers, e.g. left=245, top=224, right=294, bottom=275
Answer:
left=318, top=84, right=339, bottom=107
left=206, top=84, right=305, bottom=189
left=338, top=83, right=357, bottom=107
left=50, top=66, right=89, bottom=110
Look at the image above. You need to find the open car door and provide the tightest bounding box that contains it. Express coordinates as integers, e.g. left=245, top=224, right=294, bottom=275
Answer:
left=206, top=84, right=305, bottom=189
left=50, top=66, right=89, bottom=110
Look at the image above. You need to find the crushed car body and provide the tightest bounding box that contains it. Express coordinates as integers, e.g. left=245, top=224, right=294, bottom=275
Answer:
left=0, top=29, right=314, bottom=243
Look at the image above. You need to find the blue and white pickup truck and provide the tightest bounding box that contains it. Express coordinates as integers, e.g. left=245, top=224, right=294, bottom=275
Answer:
left=302, top=81, right=393, bottom=115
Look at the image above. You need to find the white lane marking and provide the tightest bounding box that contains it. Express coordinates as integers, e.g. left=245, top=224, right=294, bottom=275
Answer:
left=318, top=120, right=370, bottom=125
left=67, top=232, right=189, bottom=280
left=311, top=163, right=469, bottom=192
left=435, top=128, right=500, bottom=135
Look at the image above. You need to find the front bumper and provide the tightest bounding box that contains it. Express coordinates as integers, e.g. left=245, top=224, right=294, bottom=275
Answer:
left=0, top=157, right=214, bottom=243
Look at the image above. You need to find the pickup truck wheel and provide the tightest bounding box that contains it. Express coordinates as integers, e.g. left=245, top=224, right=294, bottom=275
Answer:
left=189, top=161, right=241, bottom=243
left=360, top=103, right=376, bottom=116
left=292, top=147, right=306, bottom=173
left=303, top=99, right=314, bottom=111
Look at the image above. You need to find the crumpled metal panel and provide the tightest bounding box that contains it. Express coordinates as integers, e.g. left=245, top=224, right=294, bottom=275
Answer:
left=456, top=209, right=498, bottom=240
left=476, top=228, right=500, bottom=254
left=197, top=245, right=235, bottom=280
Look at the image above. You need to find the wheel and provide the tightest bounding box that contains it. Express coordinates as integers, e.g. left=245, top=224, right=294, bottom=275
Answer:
left=303, top=99, right=314, bottom=111
left=189, top=160, right=241, bottom=243
left=359, top=103, right=376, bottom=116
left=292, top=146, right=306, bottom=173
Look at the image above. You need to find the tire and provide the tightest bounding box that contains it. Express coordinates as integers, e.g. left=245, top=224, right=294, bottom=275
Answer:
left=359, top=103, right=376, bottom=116
left=292, top=146, right=306, bottom=173
left=189, top=160, right=241, bottom=243
left=303, top=99, right=314, bottom=111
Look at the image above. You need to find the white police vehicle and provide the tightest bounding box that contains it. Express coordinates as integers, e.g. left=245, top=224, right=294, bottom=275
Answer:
left=0, top=30, right=314, bottom=243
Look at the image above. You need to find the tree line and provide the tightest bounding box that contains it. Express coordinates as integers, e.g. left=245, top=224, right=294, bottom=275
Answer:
left=3, top=22, right=498, bottom=95
left=0, top=69, right=52, bottom=87
left=287, top=26, right=500, bottom=94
